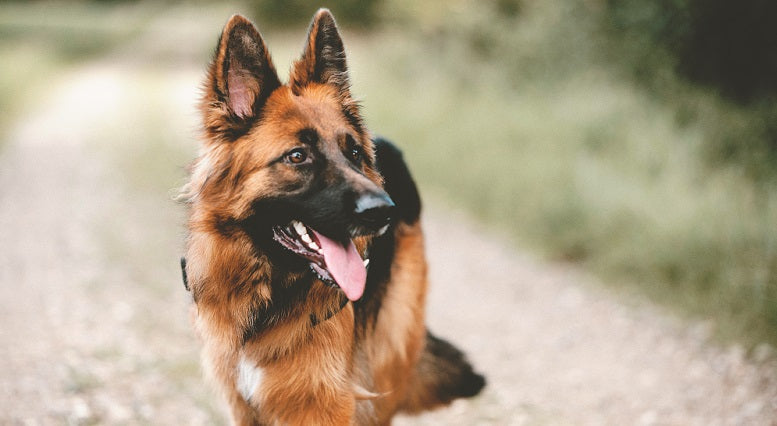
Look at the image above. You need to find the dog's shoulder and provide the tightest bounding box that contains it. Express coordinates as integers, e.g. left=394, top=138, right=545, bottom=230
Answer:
left=373, top=137, right=421, bottom=225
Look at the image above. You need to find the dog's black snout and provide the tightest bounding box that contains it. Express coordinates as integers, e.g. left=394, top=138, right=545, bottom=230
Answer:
left=354, top=192, right=395, bottom=230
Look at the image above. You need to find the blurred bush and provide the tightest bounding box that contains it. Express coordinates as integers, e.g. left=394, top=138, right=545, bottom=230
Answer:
left=603, top=0, right=777, bottom=179
left=353, top=0, right=777, bottom=348
left=604, top=0, right=777, bottom=104
left=247, top=0, right=383, bottom=28
left=401, top=0, right=777, bottom=179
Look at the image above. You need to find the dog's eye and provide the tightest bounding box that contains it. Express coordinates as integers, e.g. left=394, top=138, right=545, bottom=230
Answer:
left=286, top=148, right=309, bottom=165
left=350, top=148, right=363, bottom=163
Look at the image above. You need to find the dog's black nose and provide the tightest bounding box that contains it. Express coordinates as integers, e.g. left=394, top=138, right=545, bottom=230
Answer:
left=354, top=192, right=395, bottom=230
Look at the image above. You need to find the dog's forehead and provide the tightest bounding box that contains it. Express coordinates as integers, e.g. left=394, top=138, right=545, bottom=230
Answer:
left=264, top=85, right=354, bottom=140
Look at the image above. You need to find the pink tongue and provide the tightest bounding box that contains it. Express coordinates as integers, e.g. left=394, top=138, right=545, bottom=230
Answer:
left=311, top=230, right=366, bottom=301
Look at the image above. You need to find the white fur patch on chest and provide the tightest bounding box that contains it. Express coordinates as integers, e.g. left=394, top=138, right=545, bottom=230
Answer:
left=236, top=355, right=264, bottom=402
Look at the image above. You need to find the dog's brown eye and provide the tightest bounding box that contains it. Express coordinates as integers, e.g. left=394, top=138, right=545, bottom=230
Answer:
left=286, top=149, right=308, bottom=164
left=350, top=148, right=363, bottom=163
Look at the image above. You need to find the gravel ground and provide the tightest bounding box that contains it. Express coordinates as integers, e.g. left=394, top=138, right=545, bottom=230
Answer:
left=2, top=33, right=777, bottom=426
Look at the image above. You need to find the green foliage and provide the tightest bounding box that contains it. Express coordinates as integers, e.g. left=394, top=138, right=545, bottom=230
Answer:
left=602, top=0, right=777, bottom=179
left=353, top=0, right=777, bottom=348
left=604, top=0, right=777, bottom=104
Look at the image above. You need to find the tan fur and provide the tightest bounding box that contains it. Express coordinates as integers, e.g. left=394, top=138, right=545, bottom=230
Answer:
left=359, top=222, right=428, bottom=423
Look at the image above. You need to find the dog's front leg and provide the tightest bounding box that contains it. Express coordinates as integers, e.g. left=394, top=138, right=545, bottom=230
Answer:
left=197, top=341, right=264, bottom=426
left=226, top=387, right=263, bottom=426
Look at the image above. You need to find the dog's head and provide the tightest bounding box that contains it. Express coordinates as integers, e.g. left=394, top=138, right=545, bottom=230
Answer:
left=185, top=10, right=393, bottom=302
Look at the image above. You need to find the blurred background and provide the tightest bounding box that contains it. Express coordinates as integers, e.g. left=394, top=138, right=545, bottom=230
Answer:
left=2, top=0, right=777, bottom=423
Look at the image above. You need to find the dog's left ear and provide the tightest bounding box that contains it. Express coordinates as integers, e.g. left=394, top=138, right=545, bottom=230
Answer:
left=202, top=14, right=281, bottom=141
left=290, top=9, right=351, bottom=95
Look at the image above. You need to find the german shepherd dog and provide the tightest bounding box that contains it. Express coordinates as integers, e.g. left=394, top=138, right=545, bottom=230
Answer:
left=181, top=9, right=484, bottom=424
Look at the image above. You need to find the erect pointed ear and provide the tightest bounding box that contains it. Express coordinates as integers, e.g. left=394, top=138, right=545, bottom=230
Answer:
left=201, top=14, right=281, bottom=140
left=289, top=9, right=350, bottom=94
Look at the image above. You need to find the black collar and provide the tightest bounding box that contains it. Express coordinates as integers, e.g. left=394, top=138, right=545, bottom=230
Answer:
left=310, top=296, right=349, bottom=327
left=180, top=257, right=190, bottom=291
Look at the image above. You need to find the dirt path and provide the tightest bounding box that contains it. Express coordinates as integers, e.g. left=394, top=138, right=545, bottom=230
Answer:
left=0, top=64, right=219, bottom=424
left=2, top=32, right=777, bottom=426
left=400, top=206, right=777, bottom=425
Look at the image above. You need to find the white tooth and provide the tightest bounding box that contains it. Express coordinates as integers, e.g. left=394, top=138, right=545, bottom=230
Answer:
left=318, top=249, right=324, bottom=254
left=377, top=224, right=389, bottom=236
left=309, top=242, right=320, bottom=250
left=293, top=221, right=307, bottom=235
left=363, top=258, right=370, bottom=267
left=301, top=233, right=312, bottom=244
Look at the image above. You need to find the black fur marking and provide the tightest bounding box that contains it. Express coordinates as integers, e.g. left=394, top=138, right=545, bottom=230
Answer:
left=241, top=211, right=310, bottom=268
left=355, top=227, right=394, bottom=329
left=243, top=182, right=349, bottom=247
left=297, top=128, right=319, bottom=146
left=241, top=268, right=314, bottom=344
left=344, top=133, right=370, bottom=167
left=373, top=138, right=421, bottom=224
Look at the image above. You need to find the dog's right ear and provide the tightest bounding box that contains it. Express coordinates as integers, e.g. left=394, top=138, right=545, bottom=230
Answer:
left=201, top=14, right=281, bottom=141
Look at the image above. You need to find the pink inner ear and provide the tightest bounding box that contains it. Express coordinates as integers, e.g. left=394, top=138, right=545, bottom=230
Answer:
left=227, top=69, right=256, bottom=119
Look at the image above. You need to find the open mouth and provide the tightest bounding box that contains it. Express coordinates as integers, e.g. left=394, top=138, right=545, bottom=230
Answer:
left=272, top=221, right=369, bottom=302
